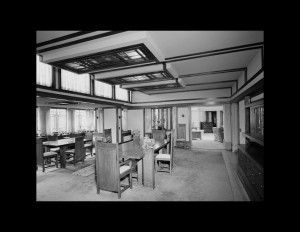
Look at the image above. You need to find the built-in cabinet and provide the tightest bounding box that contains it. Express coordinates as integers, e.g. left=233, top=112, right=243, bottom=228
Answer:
left=237, top=96, right=264, bottom=201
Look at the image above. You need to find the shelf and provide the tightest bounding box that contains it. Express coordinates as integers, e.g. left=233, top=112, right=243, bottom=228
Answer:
left=244, top=133, right=264, bottom=146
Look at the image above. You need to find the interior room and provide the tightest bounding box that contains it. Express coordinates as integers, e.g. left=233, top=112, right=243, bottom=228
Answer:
left=36, top=31, right=264, bottom=201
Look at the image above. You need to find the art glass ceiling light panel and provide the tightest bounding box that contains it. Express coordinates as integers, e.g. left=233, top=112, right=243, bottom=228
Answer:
left=48, top=44, right=158, bottom=74
left=98, top=71, right=174, bottom=85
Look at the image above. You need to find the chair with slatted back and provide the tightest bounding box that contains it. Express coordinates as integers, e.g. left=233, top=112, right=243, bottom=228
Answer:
left=84, top=132, right=93, bottom=158
left=95, top=141, right=132, bottom=199
left=176, top=123, right=186, bottom=148
left=65, top=136, right=85, bottom=166
left=36, top=138, right=58, bottom=172
left=152, top=129, right=166, bottom=141
left=155, top=129, right=174, bottom=175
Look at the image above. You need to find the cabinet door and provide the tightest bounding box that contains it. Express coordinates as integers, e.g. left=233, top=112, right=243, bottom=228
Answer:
left=250, top=104, right=264, bottom=139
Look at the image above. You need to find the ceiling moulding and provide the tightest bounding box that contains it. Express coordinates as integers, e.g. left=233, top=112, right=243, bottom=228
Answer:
left=94, top=63, right=178, bottom=85
left=121, top=78, right=185, bottom=93
left=39, top=31, right=165, bottom=66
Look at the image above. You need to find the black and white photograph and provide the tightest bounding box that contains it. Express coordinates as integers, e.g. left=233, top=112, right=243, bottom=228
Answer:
left=36, top=31, right=264, bottom=201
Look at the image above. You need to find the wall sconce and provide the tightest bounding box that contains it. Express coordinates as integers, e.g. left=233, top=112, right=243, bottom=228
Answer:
left=182, top=114, right=184, bottom=117
left=119, top=116, right=122, bottom=119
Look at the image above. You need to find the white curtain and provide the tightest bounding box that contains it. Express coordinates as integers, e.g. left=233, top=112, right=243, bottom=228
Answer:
left=122, top=109, right=128, bottom=131
left=67, top=108, right=76, bottom=132
left=86, top=110, right=95, bottom=130
left=115, top=85, right=128, bottom=101
left=36, top=55, right=52, bottom=87
left=94, top=80, right=112, bottom=98
left=61, top=70, right=90, bottom=94
left=39, top=106, right=51, bottom=135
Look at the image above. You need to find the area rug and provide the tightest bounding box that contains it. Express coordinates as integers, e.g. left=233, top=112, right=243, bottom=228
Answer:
left=72, top=164, right=95, bottom=177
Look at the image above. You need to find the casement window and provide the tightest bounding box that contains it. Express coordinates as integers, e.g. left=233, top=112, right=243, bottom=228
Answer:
left=50, top=108, right=67, bottom=133
left=94, top=80, right=112, bottom=98
left=61, top=69, right=90, bottom=94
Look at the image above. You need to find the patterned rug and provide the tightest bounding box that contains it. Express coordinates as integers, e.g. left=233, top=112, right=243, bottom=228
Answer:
left=72, top=164, right=95, bottom=177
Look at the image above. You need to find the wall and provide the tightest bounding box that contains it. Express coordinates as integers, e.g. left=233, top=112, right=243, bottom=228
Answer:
left=238, top=72, right=245, bottom=90
left=223, top=104, right=231, bottom=150
left=104, top=108, right=117, bottom=143
left=247, top=50, right=262, bottom=81
left=178, top=107, right=189, bottom=141
left=127, top=109, right=144, bottom=138
left=217, top=110, right=220, bottom=127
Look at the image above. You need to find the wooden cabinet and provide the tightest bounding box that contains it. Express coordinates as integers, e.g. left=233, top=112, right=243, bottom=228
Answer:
left=237, top=96, right=264, bottom=201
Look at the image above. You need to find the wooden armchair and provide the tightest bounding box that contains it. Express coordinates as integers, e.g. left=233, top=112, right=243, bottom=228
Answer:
left=95, top=142, right=132, bottom=199
left=65, top=136, right=85, bottom=166
left=36, top=138, right=58, bottom=172
left=155, top=129, right=174, bottom=175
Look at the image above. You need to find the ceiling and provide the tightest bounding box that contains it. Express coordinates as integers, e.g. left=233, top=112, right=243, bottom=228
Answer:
left=36, top=31, right=263, bottom=103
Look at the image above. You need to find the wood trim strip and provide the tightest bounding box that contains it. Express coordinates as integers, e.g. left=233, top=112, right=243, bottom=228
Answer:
left=186, top=80, right=237, bottom=86
left=166, top=42, right=264, bottom=60
left=37, top=31, right=128, bottom=53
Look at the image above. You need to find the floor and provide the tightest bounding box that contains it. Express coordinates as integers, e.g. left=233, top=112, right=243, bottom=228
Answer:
left=36, top=144, right=250, bottom=201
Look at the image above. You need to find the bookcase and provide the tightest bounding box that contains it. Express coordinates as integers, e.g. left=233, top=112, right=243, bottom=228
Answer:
left=237, top=96, right=264, bottom=201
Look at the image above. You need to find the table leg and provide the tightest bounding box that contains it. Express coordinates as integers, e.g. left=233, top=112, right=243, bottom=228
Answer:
left=142, top=148, right=155, bottom=189
left=137, top=158, right=143, bottom=185
left=60, top=146, right=67, bottom=168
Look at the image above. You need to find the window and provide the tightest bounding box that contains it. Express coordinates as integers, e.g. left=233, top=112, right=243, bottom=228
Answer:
left=94, top=80, right=112, bottom=98
left=50, top=108, right=67, bottom=133
left=36, top=55, right=52, bottom=87
left=115, top=85, right=128, bottom=101
left=61, top=69, right=90, bottom=94
left=75, top=110, right=86, bottom=131
left=122, top=109, right=128, bottom=131
left=36, top=107, right=40, bottom=133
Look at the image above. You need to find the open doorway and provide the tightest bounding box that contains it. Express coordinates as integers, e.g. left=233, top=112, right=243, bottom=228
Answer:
left=191, top=106, right=224, bottom=149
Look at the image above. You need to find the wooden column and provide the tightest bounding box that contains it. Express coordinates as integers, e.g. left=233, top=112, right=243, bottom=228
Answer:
left=142, top=148, right=155, bottom=189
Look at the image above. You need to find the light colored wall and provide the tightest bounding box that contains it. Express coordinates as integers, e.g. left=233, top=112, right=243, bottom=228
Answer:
left=217, top=110, right=220, bottom=127
left=191, top=110, right=200, bottom=129
left=223, top=104, right=231, bottom=150
left=178, top=107, right=189, bottom=141
left=239, top=100, right=245, bottom=144
left=247, top=50, right=262, bottom=80
left=127, top=109, right=144, bottom=138
left=238, top=72, right=245, bottom=89
left=232, top=83, right=236, bottom=94
left=132, top=88, right=231, bottom=103
left=104, top=108, right=117, bottom=143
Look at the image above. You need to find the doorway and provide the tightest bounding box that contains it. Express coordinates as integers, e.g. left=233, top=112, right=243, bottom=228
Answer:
left=191, top=106, right=224, bottom=150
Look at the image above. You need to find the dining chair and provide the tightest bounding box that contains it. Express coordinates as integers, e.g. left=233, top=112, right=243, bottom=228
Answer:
left=152, top=129, right=166, bottom=141
left=155, top=129, right=174, bottom=175
left=85, top=132, right=105, bottom=157
left=47, top=135, right=60, bottom=152
left=36, top=138, right=58, bottom=172
left=65, top=136, right=85, bottom=166
left=95, top=141, right=132, bottom=199
left=84, top=132, right=93, bottom=158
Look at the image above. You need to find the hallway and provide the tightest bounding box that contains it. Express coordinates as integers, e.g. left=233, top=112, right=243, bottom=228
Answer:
left=191, top=133, right=224, bottom=150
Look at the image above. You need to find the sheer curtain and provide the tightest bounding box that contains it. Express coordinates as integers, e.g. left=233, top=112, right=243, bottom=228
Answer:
left=94, top=80, right=112, bottom=98
left=122, top=109, right=128, bottom=131
left=36, top=55, right=52, bottom=87
left=86, top=110, right=95, bottom=130
left=67, top=109, right=76, bottom=132
left=115, top=85, right=128, bottom=101
left=39, top=106, right=51, bottom=135
left=61, top=70, right=90, bottom=94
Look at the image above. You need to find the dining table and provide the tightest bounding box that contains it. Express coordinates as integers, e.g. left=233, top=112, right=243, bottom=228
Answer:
left=118, top=138, right=170, bottom=189
left=43, top=138, right=92, bottom=168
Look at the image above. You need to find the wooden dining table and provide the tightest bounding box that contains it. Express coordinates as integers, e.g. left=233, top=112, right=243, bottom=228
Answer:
left=119, top=138, right=170, bottom=189
left=43, top=138, right=92, bottom=168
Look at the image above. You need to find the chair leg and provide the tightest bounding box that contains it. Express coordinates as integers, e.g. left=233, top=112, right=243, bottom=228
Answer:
left=117, top=180, right=121, bottom=199
left=56, top=156, right=58, bottom=168
left=129, top=172, right=132, bottom=189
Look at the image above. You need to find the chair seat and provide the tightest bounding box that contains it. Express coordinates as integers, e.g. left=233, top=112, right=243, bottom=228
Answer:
left=120, top=165, right=130, bottom=175
left=44, top=151, right=58, bottom=157
left=50, top=147, right=60, bottom=152
left=84, top=144, right=92, bottom=148
left=156, top=154, right=170, bottom=159
left=65, top=149, right=74, bottom=153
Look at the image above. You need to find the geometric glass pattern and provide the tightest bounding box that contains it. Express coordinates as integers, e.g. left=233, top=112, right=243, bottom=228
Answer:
left=124, top=83, right=182, bottom=92
left=99, top=71, right=173, bottom=85
left=48, top=44, right=158, bottom=74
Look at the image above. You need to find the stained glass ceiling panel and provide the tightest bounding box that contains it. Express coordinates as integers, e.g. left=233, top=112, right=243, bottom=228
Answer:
left=49, top=44, right=158, bottom=74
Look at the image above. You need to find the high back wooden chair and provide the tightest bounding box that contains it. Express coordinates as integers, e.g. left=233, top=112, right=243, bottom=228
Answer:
left=152, top=129, right=166, bottom=141
left=95, top=141, right=132, bottom=199
left=65, top=136, right=85, bottom=166
left=84, top=132, right=93, bottom=158
left=155, top=129, right=174, bottom=175
left=104, top=129, right=112, bottom=143
left=36, top=138, right=58, bottom=172
left=176, top=123, right=186, bottom=148
left=47, top=135, right=60, bottom=153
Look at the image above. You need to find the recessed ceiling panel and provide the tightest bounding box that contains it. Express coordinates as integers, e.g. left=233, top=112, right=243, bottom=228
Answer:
left=49, top=44, right=158, bottom=74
